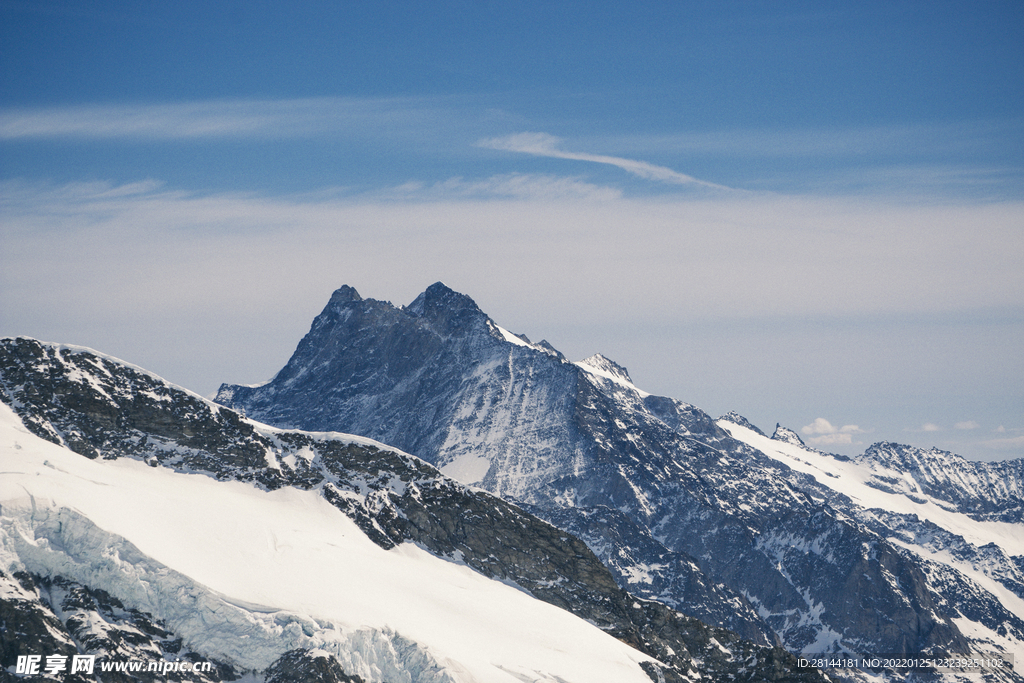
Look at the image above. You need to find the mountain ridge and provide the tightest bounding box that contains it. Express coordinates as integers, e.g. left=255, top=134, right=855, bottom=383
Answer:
left=1, top=335, right=821, bottom=683
left=217, top=283, right=1023, bottom=680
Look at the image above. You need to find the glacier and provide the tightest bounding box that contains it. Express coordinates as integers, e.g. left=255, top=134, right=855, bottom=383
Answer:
left=0, top=402, right=660, bottom=683
left=3, top=336, right=825, bottom=682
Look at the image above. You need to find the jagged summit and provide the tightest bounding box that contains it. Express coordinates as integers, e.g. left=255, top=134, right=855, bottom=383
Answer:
left=328, top=284, right=362, bottom=305
left=405, top=281, right=461, bottom=313
left=404, top=281, right=490, bottom=335
left=326, top=282, right=482, bottom=321
left=216, top=283, right=545, bottom=456
left=215, top=284, right=1024, bottom=667
left=770, top=424, right=806, bottom=447
left=578, top=353, right=633, bottom=384
left=717, top=411, right=767, bottom=437
left=856, top=440, right=1023, bottom=521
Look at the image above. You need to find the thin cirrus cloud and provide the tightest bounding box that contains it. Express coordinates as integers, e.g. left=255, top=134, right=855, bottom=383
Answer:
left=800, top=418, right=867, bottom=446
left=604, top=119, right=1024, bottom=159
left=0, top=97, right=460, bottom=140
left=478, top=132, right=735, bottom=191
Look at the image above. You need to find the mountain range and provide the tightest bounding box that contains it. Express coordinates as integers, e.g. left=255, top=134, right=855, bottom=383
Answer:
left=1, top=336, right=819, bottom=682
left=218, top=283, right=1024, bottom=680
left=2, top=281, right=1021, bottom=682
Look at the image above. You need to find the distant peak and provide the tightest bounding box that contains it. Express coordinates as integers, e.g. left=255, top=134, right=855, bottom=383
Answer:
left=402, top=282, right=491, bottom=337
left=574, top=354, right=651, bottom=396
left=328, top=285, right=362, bottom=305
left=718, top=412, right=767, bottom=437
left=578, top=353, right=632, bottom=383
left=535, top=340, right=566, bottom=361
left=771, top=424, right=806, bottom=447
left=406, top=282, right=482, bottom=317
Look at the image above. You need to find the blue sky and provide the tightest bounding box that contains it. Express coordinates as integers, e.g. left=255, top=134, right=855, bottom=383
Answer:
left=2, top=0, right=1022, bottom=459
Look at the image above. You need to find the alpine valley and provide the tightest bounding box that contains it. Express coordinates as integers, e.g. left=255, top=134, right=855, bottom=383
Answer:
left=2, top=283, right=1021, bottom=683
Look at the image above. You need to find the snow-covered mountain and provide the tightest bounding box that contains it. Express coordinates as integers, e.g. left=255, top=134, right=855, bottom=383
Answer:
left=0, top=337, right=819, bottom=683
left=217, top=283, right=1024, bottom=682
left=717, top=418, right=1024, bottom=669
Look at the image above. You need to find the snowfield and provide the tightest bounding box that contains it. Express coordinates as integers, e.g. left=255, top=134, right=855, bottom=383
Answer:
left=717, top=421, right=1024, bottom=557
left=718, top=419, right=1024, bottom=671
left=0, top=401, right=658, bottom=683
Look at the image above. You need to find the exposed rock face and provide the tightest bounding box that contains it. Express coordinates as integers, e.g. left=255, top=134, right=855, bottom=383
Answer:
left=264, top=650, right=365, bottom=683
left=770, top=425, right=806, bottom=447
left=216, top=283, right=774, bottom=644
left=720, top=412, right=767, bottom=438
left=215, top=283, right=1022, bottom=680
left=1, top=336, right=823, bottom=683
left=855, top=442, right=1023, bottom=523
left=531, top=504, right=770, bottom=644
left=714, top=414, right=1024, bottom=683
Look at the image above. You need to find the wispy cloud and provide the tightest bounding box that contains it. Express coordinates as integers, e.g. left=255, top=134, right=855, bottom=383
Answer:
left=0, top=97, right=463, bottom=140
left=3, top=99, right=1019, bottom=200
left=478, top=132, right=734, bottom=190
left=602, top=118, right=1024, bottom=159
left=389, top=173, right=621, bottom=201
left=954, top=420, right=981, bottom=430
left=801, top=418, right=867, bottom=446
left=575, top=120, right=1024, bottom=198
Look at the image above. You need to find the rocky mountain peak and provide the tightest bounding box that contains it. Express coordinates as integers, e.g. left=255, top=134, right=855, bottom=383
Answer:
left=404, top=282, right=490, bottom=337
left=578, top=353, right=633, bottom=385
left=211, top=284, right=1024, bottom=668
left=858, top=440, right=955, bottom=469
left=406, top=281, right=475, bottom=316
left=854, top=441, right=1024, bottom=521
left=328, top=285, right=363, bottom=307
left=717, top=412, right=767, bottom=437
left=770, top=424, right=806, bottom=446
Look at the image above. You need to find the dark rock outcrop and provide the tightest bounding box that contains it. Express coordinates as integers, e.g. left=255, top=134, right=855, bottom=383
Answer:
left=265, top=650, right=365, bottom=683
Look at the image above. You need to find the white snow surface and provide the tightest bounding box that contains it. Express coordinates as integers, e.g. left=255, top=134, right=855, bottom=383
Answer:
left=438, top=451, right=492, bottom=484
left=494, top=325, right=532, bottom=349
left=574, top=355, right=651, bottom=398
left=0, top=402, right=657, bottom=683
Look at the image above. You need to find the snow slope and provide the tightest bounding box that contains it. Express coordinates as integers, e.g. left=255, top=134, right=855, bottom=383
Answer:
left=0, top=401, right=658, bottom=683
left=716, top=421, right=1023, bottom=557
left=718, top=419, right=1024, bottom=670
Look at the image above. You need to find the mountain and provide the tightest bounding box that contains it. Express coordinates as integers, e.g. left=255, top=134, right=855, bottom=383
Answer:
left=217, top=282, right=1024, bottom=681
left=717, top=419, right=1024, bottom=666
left=0, top=336, right=821, bottom=683
left=215, top=284, right=774, bottom=643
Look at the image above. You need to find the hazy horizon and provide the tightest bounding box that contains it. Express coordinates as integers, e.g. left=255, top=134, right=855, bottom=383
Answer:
left=2, top=1, right=1022, bottom=460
